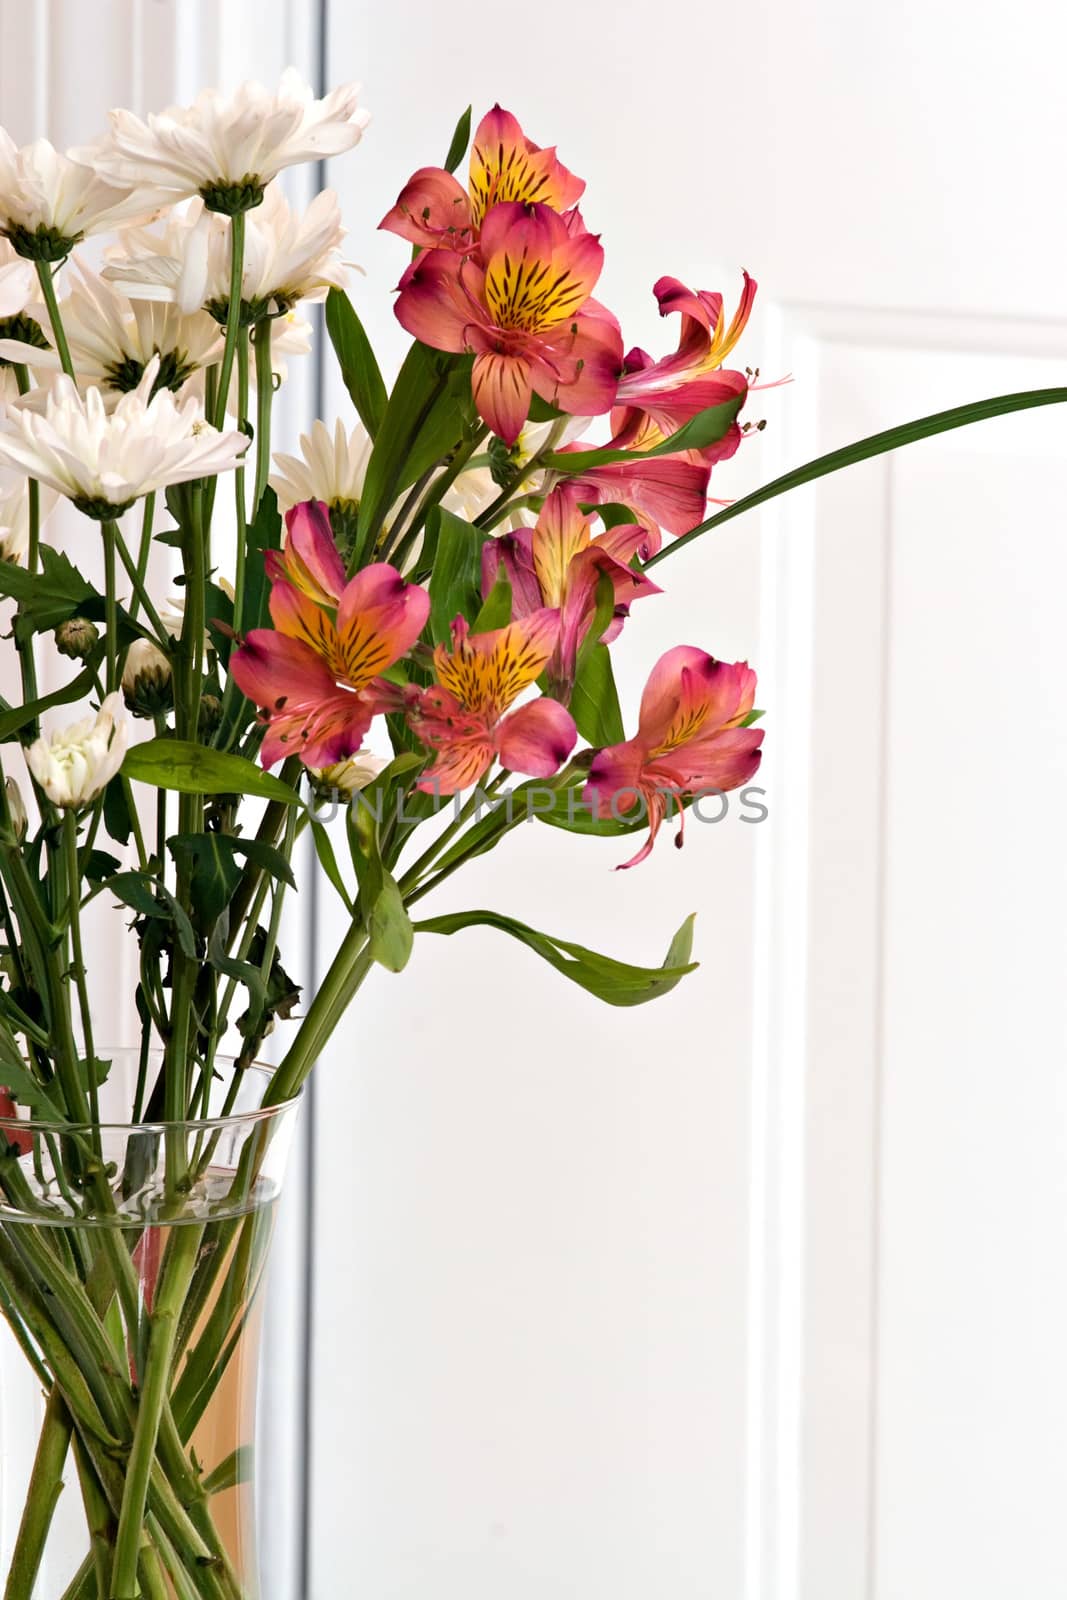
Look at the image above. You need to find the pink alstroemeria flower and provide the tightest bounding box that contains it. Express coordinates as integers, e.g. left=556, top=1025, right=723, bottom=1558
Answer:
left=583, top=646, right=763, bottom=869
left=409, top=611, right=577, bottom=794
left=393, top=200, right=623, bottom=445
left=265, top=500, right=345, bottom=606
left=380, top=105, right=585, bottom=255
left=231, top=516, right=429, bottom=767
left=549, top=446, right=713, bottom=545
left=612, top=272, right=757, bottom=447
left=482, top=483, right=659, bottom=697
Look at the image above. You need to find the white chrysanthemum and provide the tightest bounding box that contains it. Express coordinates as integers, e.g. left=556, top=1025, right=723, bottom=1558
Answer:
left=0, top=466, right=56, bottom=563
left=104, top=188, right=347, bottom=318
left=0, top=132, right=151, bottom=258
left=0, top=239, right=37, bottom=319
left=77, top=72, right=370, bottom=212
left=0, top=260, right=222, bottom=393
left=0, top=359, right=248, bottom=514
left=25, top=692, right=128, bottom=809
left=270, top=418, right=372, bottom=514
left=310, top=752, right=387, bottom=796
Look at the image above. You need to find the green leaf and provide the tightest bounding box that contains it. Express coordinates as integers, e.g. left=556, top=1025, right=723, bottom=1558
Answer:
left=570, top=643, right=624, bottom=747
left=349, top=801, right=414, bottom=973
left=307, top=814, right=353, bottom=911
left=428, top=507, right=486, bottom=644
left=102, top=774, right=134, bottom=848
left=472, top=567, right=512, bottom=632
left=646, top=385, right=1067, bottom=570
left=202, top=1446, right=253, bottom=1497
left=414, top=908, right=699, bottom=1007
left=325, top=289, right=388, bottom=438
left=0, top=1055, right=64, bottom=1119
left=123, top=740, right=301, bottom=804
left=207, top=910, right=267, bottom=1028
left=443, top=105, right=473, bottom=173
left=367, top=872, right=414, bottom=973
left=237, top=487, right=283, bottom=638
left=354, top=344, right=472, bottom=566
left=0, top=545, right=97, bottom=633
left=0, top=668, right=94, bottom=745
left=546, top=394, right=744, bottom=475
left=105, top=871, right=197, bottom=959
left=168, top=833, right=296, bottom=933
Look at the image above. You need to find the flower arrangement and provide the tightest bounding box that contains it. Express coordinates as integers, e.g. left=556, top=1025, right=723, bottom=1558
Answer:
left=0, top=71, right=1060, bottom=1600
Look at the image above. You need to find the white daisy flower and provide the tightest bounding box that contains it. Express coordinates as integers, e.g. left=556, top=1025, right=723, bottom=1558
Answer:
left=0, top=359, right=248, bottom=516
left=0, top=465, right=57, bottom=563
left=270, top=417, right=371, bottom=514
left=105, top=188, right=347, bottom=320
left=0, top=260, right=222, bottom=393
left=24, top=691, right=127, bottom=812
left=0, top=132, right=152, bottom=261
left=77, top=72, right=370, bottom=215
left=25, top=692, right=128, bottom=809
left=0, top=239, right=38, bottom=320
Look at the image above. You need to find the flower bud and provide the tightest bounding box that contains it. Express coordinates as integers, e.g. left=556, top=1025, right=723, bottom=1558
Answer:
left=4, top=778, right=27, bottom=841
left=24, top=692, right=128, bottom=810
left=197, top=694, right=223, bottom=738
left=122, top=639, right=173, bottom=719
left=55, top=617, right=100, bottom=661
left=308, top=751, right=387, bottom=802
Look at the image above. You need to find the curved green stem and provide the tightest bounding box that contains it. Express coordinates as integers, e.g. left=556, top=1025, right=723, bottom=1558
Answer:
left=35, top=262, right=75, bottom=380
left=101, top=520, right=119, bottom=695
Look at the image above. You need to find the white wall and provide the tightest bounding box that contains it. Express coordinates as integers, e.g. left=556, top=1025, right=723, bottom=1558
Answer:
left=4, top=2, right=1066, bottom=1596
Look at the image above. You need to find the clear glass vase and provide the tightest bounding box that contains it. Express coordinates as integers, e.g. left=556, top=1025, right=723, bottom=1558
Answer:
left=0, top=1055, right=300, bottom=1600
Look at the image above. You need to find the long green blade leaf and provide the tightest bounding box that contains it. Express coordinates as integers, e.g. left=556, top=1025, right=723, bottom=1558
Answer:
left=546, top=393, right=744, bottom=475
left=414, top=908, right=698, bottom=1007
left=646, top=386, right=1067, bottom=569
left=325, top=289, right=388, bottom=438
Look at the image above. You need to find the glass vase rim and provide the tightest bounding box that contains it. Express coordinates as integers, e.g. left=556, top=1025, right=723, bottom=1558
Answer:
left=0, top=1052, right=300, bottom=1136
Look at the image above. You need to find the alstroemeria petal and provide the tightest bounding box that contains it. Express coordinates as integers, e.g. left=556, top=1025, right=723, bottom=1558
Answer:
left=496, top=696, right=577, bottom=777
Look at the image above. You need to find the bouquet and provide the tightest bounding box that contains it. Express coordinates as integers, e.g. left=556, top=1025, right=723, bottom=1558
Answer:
left=0, top=72, right=1058, bottom=1600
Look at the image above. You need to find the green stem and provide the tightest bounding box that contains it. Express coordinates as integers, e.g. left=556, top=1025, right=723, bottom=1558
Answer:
left=252, top=316, right=273, bottom=510
left=2, top=1393, right=71, bottom=1600
left=211, top=213, right=245, bottom=434
left=389, top=427, right=489, bottom=571
left=62, top=811, right=100, bottom=1134
left=267, top=919, right=372, bottom=1106
left=232, top=329, right=249, bottom=629
left=109, top=1224, right=202, bottom=1600
left=35, top=262, right=76, bottom=380
left=12, top=366, right=43, bottom=745
left=473, top=425, right=564, bottom=532
left=113, top=523, right=170, bottom=645
left=101, top=520, right=119, bottom=695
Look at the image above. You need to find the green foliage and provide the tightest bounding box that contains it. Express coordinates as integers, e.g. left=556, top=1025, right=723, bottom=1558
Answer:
left=105, top=871, right=197, bottom=959
left=353, top=344, right=475, bottom=567
left=427, top=507, right=486, bottom=645
left=545, top=394, right=745, bottom=474
left=0, top=669, right=95, bottom=745
left=325, top=289, right=388, bottom=438
left=570, top=644, right=625, bottom=747
left=349, top=801, right=414, bottom=973
left=443, top=105, right=473, bottom=173
left=167, top=833, right=296, bottom=934
left=472, top=567, right=512, bottom=632
left=646, top=385, right=1067, bottom=569
left=0, top=545, right=96, bottom=634
left=414, top=908, right=699, bottom=1006
left=123, top=740, right=301, bottom=804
